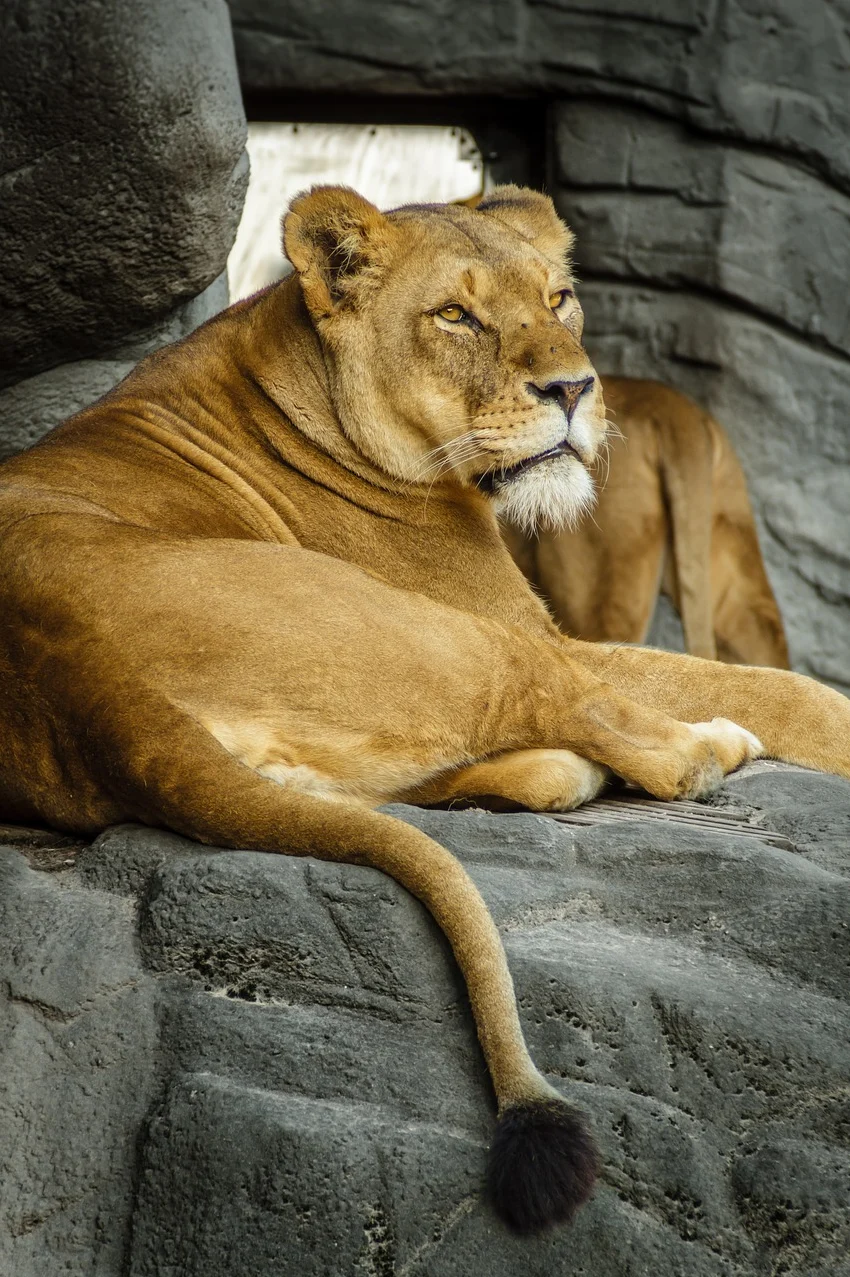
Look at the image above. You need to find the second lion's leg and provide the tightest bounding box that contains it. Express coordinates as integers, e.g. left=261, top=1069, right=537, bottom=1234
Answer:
left=404, top=748, right=612, bottom=812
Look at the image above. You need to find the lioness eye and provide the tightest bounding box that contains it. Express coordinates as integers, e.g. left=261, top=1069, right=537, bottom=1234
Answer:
left=437, top=304, right=465, bottom=323
left=548, top=289, right=571, bottom=309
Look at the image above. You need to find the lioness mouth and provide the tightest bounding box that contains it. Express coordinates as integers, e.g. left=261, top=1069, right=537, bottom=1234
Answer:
left=477, top=438, right=581, bottom=493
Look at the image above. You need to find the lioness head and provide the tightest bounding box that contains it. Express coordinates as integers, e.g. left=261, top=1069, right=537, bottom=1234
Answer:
left=283, top=184, right=606, bottom=531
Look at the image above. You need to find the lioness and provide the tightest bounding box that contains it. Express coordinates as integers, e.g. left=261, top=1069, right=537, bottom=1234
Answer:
left=1, top=186, right=847, bottom=1235
left=507, top=378, right=790, bottom=666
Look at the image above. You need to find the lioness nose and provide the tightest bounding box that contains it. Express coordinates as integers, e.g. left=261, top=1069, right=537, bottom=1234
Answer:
left=527, top=376, right=594, bottom=422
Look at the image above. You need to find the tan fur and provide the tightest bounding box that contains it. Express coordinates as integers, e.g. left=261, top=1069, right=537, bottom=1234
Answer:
left=507, top=378, right=790, bottom=666
left=0, top=186, right=846, bottom=1230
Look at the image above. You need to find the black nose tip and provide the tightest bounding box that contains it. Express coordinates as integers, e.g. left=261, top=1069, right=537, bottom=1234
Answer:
left=527, top=376, right=594, bottom=421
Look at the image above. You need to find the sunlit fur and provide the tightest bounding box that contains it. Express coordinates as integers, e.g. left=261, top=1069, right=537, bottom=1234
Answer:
left=283, top=184, right=608, bottom=531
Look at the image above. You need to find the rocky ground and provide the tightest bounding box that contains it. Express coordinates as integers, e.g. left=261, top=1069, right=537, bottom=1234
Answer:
left=2, top=762, right=849, bottom=1276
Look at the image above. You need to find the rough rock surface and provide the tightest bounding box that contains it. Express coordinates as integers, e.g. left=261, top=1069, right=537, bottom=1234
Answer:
left=2, top=765, right=849, bottom=1275
left=228, top=0, right=850, bottom=197
left=0, top=0, right=247, bottom=388
left=0, top=846, right=158, bottom=1276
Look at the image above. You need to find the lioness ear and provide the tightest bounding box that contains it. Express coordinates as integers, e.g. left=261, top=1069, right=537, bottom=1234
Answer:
left=476, top=185, right=574, bottom=267
left=283, top=186, right=395, bottom=318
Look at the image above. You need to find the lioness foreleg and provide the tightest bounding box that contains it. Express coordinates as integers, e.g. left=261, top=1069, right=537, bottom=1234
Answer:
left=566, top=640, right=850, bottom=780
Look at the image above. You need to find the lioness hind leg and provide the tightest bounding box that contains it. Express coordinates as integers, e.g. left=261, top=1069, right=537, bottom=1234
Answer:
left=405, top=748, right=612, bottom=812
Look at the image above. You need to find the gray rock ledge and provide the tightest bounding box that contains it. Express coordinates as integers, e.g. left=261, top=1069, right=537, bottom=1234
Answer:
left=1, top=764, right=849, bottom=1275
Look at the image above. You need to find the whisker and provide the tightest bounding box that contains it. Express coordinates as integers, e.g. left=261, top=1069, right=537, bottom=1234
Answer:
left=413, top=435, right=470, bottom=470
left=420, top=443, right=485, bottom=519
left=412, top=430, right=483, bottom=481
left=417, top=443, right=483, bottom=482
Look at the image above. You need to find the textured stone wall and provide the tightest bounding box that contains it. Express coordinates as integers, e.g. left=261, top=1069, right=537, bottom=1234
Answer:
left=227, top=0, right=850, bottom=687
left=228, top=0, right=849, bottom=187
left=3, top=768, right=850, bottom=1275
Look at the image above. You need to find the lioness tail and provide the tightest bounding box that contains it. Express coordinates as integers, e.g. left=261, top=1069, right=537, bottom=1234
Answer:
left=111, top=699, right=599, bottom=1233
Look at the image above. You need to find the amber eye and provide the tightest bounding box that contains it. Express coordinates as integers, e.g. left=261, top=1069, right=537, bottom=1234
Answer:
left=548, top=289, right=571, bottom=309
left=436, top=304, right=465, bottom=323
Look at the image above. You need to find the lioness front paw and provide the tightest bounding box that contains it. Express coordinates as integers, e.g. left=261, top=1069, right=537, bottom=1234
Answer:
left=679, top=718, right=763, bottom=799
left=628, top=717, right=763, bottom=801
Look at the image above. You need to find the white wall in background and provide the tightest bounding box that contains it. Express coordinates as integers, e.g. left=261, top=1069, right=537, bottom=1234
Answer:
left=227, top=123, right=484, bottom=300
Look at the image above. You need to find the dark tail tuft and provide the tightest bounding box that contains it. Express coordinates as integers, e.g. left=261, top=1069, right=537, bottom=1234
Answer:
left=487, top=1099, right=599, bottom=1234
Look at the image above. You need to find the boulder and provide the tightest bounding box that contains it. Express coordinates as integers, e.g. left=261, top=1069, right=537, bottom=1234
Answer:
left=0, top=0, right=247, bottom=389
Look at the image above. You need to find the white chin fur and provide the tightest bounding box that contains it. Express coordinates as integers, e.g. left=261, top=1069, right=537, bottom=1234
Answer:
left=492, top=455, right=596, bottom=535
